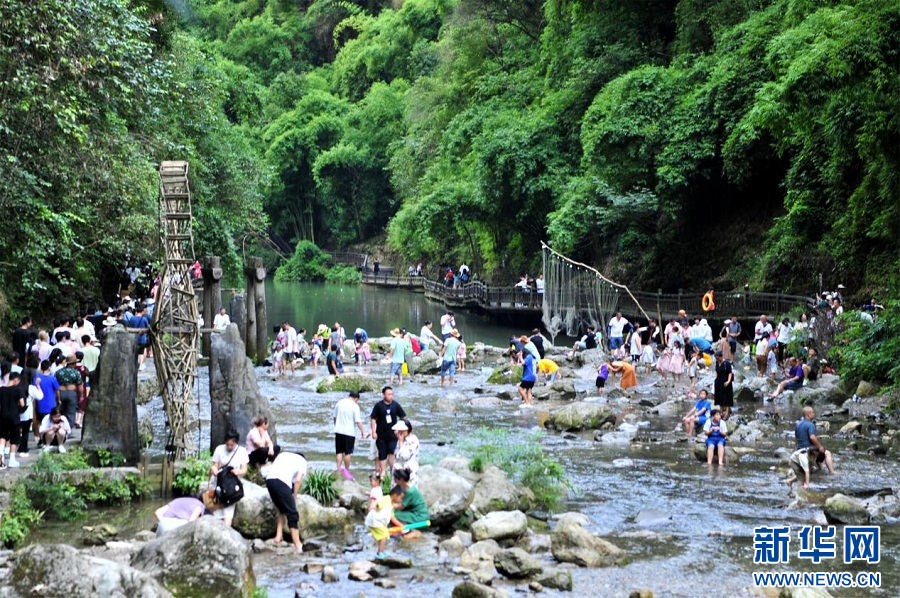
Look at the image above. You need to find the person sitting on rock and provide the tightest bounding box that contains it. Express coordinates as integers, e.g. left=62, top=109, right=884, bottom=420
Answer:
left=246, top=416, right=280, bottom=467
left=39, top=407, right=71, bottom=453
left=768, top=356, right=804, bottom=400
left=390, top=468, right=429, bottom=540
left=802, top=347, right=821, bottom=382
left=793, top=406, right=834, bottom=475
left=682, top=389, right=712, bottom=435
left=704, top=409, right=728, bottom=466
left=155, top=497, right=204, bottom=536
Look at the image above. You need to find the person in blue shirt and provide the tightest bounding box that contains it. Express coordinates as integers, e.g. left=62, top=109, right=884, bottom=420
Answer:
left=793, top=406, right=834, bottom=474
left=518, top=352, right=537, bottom=406
left=703, top=409, right=728, bottom=466
left=681, top=389, right=712, bottom=434
left=769, top=356, right=805, bottom=399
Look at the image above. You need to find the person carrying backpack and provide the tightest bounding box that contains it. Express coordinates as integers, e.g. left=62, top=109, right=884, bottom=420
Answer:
left=208, top=430, right=249, bottom=527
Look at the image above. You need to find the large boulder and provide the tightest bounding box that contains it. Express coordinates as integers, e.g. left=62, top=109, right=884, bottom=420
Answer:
left=486, top=365, right=522, bottom=385
left=132, top=517, right=254, bottom=597
left=209, top=324, right=277, bottom=453
left=82, top=327, right=141, bottom=462
left=824, top=494, right=870, bottom=525
left=418, top=465, right=475, bottom=527
left=536, top=568, right=573, bottom=591
left=471, top=510, right=528, bottom=542
left=452, top=581, right=508, bottom=598
left=550, top=513, right=624, bottom=567
left=493, top=547, right=543, bottom=579
left=296, top=495, right=354, bottom=536
left=413, top=350, right=441, bottom=374
left=692, top=441, right=741, bottom=463
left=856, top=380, right=879, bottom=397
left=471, top=466, right=535, bottom=514
left=459, top=540, right=502, bottom=569
left=544, top=403, right=615, bottom=431
left=438, top=456, right=482, bottom=484
left=233, top=480, right=279, bottom=539
left=316, top=373, right=383, bottom=394
left=8, top=544, right=171, bottom=598
left=334, top=477, right=370, bottom=513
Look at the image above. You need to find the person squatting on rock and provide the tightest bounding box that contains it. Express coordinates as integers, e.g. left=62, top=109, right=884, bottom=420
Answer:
left=263, top=451, right=307, bottom=553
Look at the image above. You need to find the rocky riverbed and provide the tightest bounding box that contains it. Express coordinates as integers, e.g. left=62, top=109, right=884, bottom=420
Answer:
left=3, top=340, right=897, bottom=597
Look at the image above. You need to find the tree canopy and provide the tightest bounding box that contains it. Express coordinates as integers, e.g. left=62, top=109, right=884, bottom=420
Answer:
left=0, top=0, right=896, bottom=325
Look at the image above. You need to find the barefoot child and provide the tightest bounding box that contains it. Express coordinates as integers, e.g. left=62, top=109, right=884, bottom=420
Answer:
left=786, top=446, right=820, bottom=492
left=704, top=409, right=728, bottom=466
left=681, top=389, right=711, bottom=435
left=272, top=341, right=284, bottom=379
left=365, top=483, right=399, bottom=559
left=595, top=361, right=609, bottom=396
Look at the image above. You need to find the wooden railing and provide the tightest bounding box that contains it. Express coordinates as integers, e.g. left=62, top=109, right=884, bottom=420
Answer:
left=362, top=273, right=422, bottom=287
left=327, top=250, right=368, bottom=268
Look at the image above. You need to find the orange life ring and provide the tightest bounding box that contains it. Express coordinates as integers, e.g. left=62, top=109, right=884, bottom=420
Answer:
left=702, top=291, right=716, bottom=312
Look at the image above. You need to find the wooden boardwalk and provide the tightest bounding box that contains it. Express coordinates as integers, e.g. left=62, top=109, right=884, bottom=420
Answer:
left=350, top=256, right=813, bottom=322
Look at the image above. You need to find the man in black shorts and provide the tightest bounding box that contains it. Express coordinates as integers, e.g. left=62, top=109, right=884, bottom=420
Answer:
left=0, top=371, right=26, bottom=468
left=369, top=386, right=406, bottom=477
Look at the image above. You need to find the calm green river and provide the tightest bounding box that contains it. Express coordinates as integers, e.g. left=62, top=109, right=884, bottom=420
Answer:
left=258, top=280, right=533, bottom=347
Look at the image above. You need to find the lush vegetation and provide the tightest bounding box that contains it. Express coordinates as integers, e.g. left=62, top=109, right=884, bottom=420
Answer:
left=0, top=482, right=43, bottom=548
left=24, top=449, right=151, bottom=521
left=1, top=0, right=896, bottom=332
left=831, top=302, right=900, bottom=400
left=301, top=468, right=340, bottom=505
left=173, top=449, right=213, bottom=496
left=458, top=426, right=571, bottom=510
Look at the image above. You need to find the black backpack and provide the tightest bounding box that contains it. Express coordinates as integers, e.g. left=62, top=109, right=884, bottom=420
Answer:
left=214, top=451, right=245, bottom=507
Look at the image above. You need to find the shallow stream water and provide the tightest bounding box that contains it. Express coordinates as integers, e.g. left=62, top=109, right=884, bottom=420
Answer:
left=27, top=284, right=897, bottom=597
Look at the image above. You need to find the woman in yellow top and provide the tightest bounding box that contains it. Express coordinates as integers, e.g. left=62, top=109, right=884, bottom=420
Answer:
left=536, top=359, right=560, bottom=384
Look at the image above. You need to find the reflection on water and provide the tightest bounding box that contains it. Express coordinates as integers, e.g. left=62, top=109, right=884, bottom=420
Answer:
left=256, top=280, right=543, bottom=348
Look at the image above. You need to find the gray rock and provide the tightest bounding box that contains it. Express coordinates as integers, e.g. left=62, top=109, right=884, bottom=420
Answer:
left=8, top=543, right=171, bottom=598
left=348, top=560, right=390, bottom=581
left=544, top=403, right=615, bottom=431
left=452, top=581, right=508, bottom=598
left=441, top=535, right=466, bottom=556
left=486, top=365, right=522, bottom=385
left=137, top=375, right=161, bottom=406
left=693, top=441, right=741, bottom=463
left=82, top=523, right=119, bottom=546
left=471, top=510, right=528, bottom=542
left=334, top=477, right=369, bottom=513
left=469, top=396, right=503, bottom=409
left=438, top=456, right=482, bottom=484
left=302, top=562, right=325, bottom=574
left=493, top=547, right=543, bottom=579
left=209, top=324, right=277, bottom=453
left=547, top=380, right=577, bottom=400
left=132, top=517, right=254, bottom=597
left=536, top=568, right=573, bottom=591
left=321, top=565, right=338, bottom=583
left=550, top=513, right=624, bottom=567
left=413, top=350, right=441, bottom=375
left=774, top=447, right=792, bottom=463
left=471, top=466, right=535, bottom=515
left=134, top=530, right=157, bottom=543
left=82, top=327, right=141, bottom=462
left=471, top=561, right=498, bottom=585
left=529, top=581, right=544, bottom=592
left=863, top=491, right=900, bottom=523
left=435, top=396, right=458, bottom=413
left=296, top=495, right=353, bottom=536
left=233, top=480, right=280, bottom=539
left=374, top=556, right=412, bottom=568
left=840, top=421, right=863, bottom=435
left=315, top=373, right=383, bottom=394
left=516, top=531, right=552, bottom=554
left=856, top=380, right=879, bottom=397
left=650, top=400, right=681, bottom=417
left=418, top=465, right=475, bottom=527
left=824, top=493, right=870, bottom=525
left=374, top=578, right=397, bottom=589
left=460, top=540, right=502, bottom=569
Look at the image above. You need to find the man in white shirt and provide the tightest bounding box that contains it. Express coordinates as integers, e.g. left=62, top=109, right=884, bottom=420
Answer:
left=213, top=307, right=231, bottom=330
left=535, top=274, right=544, bottom=294
left=440, top=311, right=456, bottom=340
left=264, top=451, right=307, bottom=553
left=754, top=315, right=773, bottom=341
left=282, top=321, right=299, bottom=376
left=418, top=321, right=442, bottom=352
left=607, top=312, right=630, bottom=351
left=333, top=391, right=368, bottom=477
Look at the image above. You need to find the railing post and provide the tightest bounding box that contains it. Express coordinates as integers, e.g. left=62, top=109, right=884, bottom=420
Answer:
left=743, top=285, right=748, bottom=314
left=776, top=289, right=782, bottom=315
left=677, top=288, right=683, bottom=315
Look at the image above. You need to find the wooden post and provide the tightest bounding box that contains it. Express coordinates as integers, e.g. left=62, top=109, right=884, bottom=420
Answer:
left=201, top=256, right=223, bottom=358
left=244, top=257, right=267, bottom=363
left=230, top=293, right=246, bottom=340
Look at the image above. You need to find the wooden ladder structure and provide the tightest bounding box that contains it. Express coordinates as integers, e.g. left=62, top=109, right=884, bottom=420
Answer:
left=151, top=161, right=200, bottom=465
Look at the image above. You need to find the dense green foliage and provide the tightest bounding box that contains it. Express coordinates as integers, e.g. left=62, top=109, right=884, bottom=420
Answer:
left=459, top=426, right=571, bottom=510
left=2, top=0, right=896, bottom=321
left=173, top=449, right=213, bottom=495
left=172, top=0, right=897, bottom=296
left=0, top=0, right=268, bottom=323
left=301, top=468, right=339, bottom=505
left=831, top=303, right=900, bottom=394
left=24, top=449, right=150, bottom=522
left=0, top=482, right=43, bottom=548
left=274, top=240, right=331, bottom=282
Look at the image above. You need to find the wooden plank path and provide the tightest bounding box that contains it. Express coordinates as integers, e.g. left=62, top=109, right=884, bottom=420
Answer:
left=360, top=271, right=811, bottom=322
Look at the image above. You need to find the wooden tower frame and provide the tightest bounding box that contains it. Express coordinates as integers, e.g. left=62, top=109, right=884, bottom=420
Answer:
left=151, top=161, right=200, bottom=459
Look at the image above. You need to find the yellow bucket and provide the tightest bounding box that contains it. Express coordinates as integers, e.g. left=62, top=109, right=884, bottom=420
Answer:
left=402, top=362, right=409, bottom=375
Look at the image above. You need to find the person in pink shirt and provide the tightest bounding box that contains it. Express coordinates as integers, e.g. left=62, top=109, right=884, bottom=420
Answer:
left=246, top=416, right=280, bottom=467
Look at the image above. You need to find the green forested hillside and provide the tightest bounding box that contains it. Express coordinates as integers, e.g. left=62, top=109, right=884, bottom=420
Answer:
left=0, top=0, right=896, bottom=323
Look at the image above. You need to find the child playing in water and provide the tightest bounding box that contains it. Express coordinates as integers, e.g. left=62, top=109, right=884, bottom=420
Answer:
left=686, top=346, right=700, bottom=397
left=310, top=340, right=322, bottom=368
left=704, top=409, right=728, bottom=466
left=639, top=342, right=656, bottom=373
left=681, top=389, right=711, bottom=434
left=740, top=341, right=752, bottom=369
left=766, top=340, right=778, bottom=380
left=272, top=341, right=284, bottom=379
left=456, top=334, right=466, bottom=372
left=368, top=472, right=383, bottom=506
left=595, top=361, right=609, bottom=396
left=365, top=482, right=400, bottom=559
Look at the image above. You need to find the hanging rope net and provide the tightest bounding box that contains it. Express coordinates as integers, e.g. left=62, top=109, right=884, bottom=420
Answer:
left=541, top=242, right=651, bottom=342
